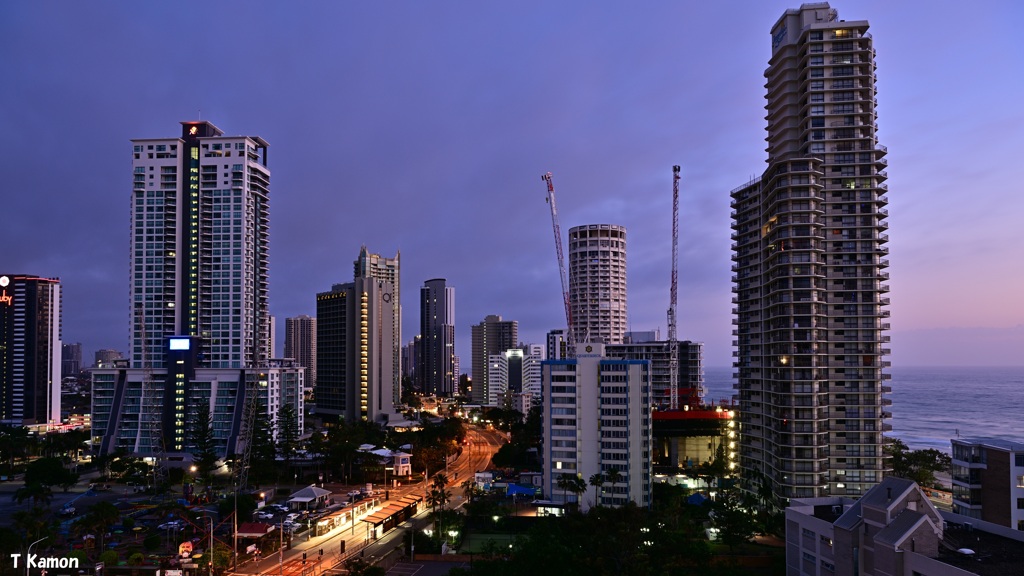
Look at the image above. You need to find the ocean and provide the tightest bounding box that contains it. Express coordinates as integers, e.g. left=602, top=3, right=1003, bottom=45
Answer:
left=702, top=365, right=1024, bottom=453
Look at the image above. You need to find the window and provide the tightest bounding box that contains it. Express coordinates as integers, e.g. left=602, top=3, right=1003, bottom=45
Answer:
left=1015, top=454, right=1024, bottom=467
left=810, top=105, right=824, bottom=115
left=1017, top=498, right=1024, bottom=510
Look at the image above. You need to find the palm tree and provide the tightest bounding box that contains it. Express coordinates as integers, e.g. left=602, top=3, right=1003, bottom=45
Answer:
left=14, top=482, right=52, bottom=507
left=604, top=468, right=622, bottom=505
left=588, top=473, right=605, bottom=508
left=556, top=473, right=586, bottom=512
left=83, top=501, right=121, bottom=552
left=460, top=478, right=480, bottom=504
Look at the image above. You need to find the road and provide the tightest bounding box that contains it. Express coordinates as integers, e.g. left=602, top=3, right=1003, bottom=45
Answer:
left=230, top=426, right=504, bottom=576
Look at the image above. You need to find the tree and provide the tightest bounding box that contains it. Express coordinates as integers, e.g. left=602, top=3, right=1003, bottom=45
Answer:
left=589, top=473, right=605, bottom=508
left=82, top=501, right=121, bottom=553
left=24, top=456, right=79, bottom=491
left=188, top=400, right=219, bottom=482
left=710, top=488, right=757, bottom=552
left=13, top=482, right=53, bottom=507
left=276, top=403, right=301, bottom=473
left=427, top=473, right=452, bottom=542
left=556, top=473, right=587, bottom=512
left=246, top=400, right=278, bottom=486
left=886, top=438, right=951, bottom=488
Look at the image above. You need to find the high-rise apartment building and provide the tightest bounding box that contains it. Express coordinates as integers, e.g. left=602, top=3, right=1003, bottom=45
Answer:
left=62, top=342, right=82, bottom=379
left=316, top=277, right=397, bottom=424
left=546, top=328, right=569, bottom=361
left=0, top=275, right=61, bottom=425
left=285, top=315, right=317, bottom=389
left=568, top=224, right=627, bottom=345
left=354, top=246, right=401, bottom=405
left=542, top=343, right=651, bottom=512
left=606, top=340, right=704, bottom=410
left=487, top=346, right=543, bottom=411
left=418, top=279, right=455, bottom=397
left=92, top=121, right=302, bottom=459
left=94, top=349, right=123, bottom=369
left=470, top=314, right=518, bottom=405
left=731, top=4, right=891, bottom=501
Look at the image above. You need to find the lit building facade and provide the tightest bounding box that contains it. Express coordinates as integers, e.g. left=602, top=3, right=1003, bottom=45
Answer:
left=354, top=246, right=401, bottom=405
left=568, top=224, right=627, bottom=345
left=418, top=278, right=456, bottom=397
left=0, top=274, right=61, bottom=425
left=470, top=314, right=518, bottom=405
left=542, top=343, right=651, bottom=512
left=316, top=277, right=397, bottom=424
left=91, top=121, right=302, bottom=459
left=606, top=340, right=704, bottom=410
left=731, top=3, right=891, bottom=501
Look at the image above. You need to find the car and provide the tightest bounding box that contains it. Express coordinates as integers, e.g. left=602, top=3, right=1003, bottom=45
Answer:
left=159, top=521, right=184, bottom=530
left=59, top=506, right=76, bottom=516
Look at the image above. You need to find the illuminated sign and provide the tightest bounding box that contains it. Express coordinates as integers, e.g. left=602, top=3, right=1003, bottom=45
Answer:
left=189, top=126, right=198, bottom=136
left=0, top=289, right=11, bottom=306
left=0, top=276, right=9, bottom=287
left=169, top=338, right=191, bottom=351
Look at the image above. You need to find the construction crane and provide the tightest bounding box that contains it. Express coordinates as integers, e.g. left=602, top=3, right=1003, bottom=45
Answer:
left=542, top=172, right=575, bottom=357
left=668, top=166, right=681, bottom=410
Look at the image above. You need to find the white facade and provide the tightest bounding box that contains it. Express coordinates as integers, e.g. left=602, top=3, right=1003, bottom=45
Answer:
left=129, top=121, right=271, bottom=370
left=567, top=224, right=627, bottom=345
left=354, top=247, right=401, bottom=405
left=542, top=344, right=651, bottom=511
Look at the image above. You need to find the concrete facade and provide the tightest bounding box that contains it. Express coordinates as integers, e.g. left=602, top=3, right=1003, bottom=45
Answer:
left=732, top=3, right=892, bottom=502
left=567, top=224, right=627, bottom=345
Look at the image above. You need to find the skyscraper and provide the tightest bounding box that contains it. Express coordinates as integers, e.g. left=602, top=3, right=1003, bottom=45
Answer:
left=470, top=314, right=518, bottom=405
left=285, top=315, right=317, bottom=389
left=315, top=277, right=396, bottom=424
left=92, top=121, right=302, bottom=458
left=354, top=246, right=401, bottom=404
left=731, top=3, right=891, bottom=501
left=62, top=342, right=82, bottom=379
left=0, top=274, right=61, bottom=425
left=568, top=224, right=627, bottom=345
left=418, top=278, right=455, bottom=397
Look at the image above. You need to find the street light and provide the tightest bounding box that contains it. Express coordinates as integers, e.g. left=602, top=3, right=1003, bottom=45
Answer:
left=26, top=536, right=47, bottom=576
left=203, top=516, right=214, bottom=576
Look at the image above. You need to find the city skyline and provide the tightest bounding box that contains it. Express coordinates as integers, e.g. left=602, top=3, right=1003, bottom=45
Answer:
left=2, top=2, right=1022, bottom=370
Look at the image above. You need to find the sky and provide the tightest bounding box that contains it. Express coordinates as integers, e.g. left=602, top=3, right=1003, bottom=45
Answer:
left=2, top=1, right=1023, bottom=372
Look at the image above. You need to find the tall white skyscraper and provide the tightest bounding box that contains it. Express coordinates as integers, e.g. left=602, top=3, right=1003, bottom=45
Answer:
left=93, top=121, right=302, bottom=458
left=568, top=224, right=627, bottom=345
left=732, top=3, right=891, bottom=501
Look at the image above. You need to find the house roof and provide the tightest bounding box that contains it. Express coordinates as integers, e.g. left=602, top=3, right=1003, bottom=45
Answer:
left=874, top=510, right=929, bottom=548
left=236, top=522, right=275, bottom=538
left=288, top=485, right=331, bottom=502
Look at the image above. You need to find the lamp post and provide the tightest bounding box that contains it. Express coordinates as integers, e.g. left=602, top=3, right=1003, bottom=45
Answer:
left=26, top=536, right=47, bottom=576
left=204, top=516, right=214, bottom=576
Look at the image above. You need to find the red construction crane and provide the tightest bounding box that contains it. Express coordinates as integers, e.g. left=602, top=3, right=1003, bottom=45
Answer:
left=543, top=172, right=575, bottom=356
left=669, top=165, right=681, bottom=409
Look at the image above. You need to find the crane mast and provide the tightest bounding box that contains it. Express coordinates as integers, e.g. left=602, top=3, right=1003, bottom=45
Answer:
left=542, top=172, right=575, bottom=357
left=668, top=166, right=681, bottom=410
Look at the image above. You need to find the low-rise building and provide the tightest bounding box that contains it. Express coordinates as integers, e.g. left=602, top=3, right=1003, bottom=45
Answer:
left=951, top=437, right=1024, bottom=531
left=786, top=476, right=1024, bottom=576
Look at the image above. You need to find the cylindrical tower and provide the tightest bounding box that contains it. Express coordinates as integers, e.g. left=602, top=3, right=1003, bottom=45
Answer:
left=567, top=224, right=627, bottom=345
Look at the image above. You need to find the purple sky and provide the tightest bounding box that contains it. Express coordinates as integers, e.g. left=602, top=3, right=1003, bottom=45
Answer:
left=2, top=2, right=1022, bottom=371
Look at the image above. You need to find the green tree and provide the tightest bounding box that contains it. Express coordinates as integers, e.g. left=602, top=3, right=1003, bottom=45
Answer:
left=0, top=424, right=30, bottom=474
left=188, top=400, right=219, bottom=482
left=589, top=472, right=605, bottom=508
left=24, top=456, right=79, bottom=491
left=556, top=473, right=587, bottom=512
left=13, top=482, right=53, bottom=507
left=98, top=550, right=119, bottom=567
left=886, top=438, right=951, bottom=488
left=275, top=403, right=301, bottom=473
left=711, top=488, right=757, bottom=552
left=246, top=400, right=278, bottom=485
left=427, top=473, right=452, bottom=542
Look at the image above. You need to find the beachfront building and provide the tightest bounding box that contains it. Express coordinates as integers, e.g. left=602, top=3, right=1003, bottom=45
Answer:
left=0, top=274, right=61, bottom=426
left=951, top=437, right=1024, bottom=531
left=731, top=2, right=892, bottom=502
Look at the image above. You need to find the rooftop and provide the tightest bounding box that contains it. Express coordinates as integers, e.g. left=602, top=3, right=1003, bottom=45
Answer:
left=936, top=519, right=1024, bottom=576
